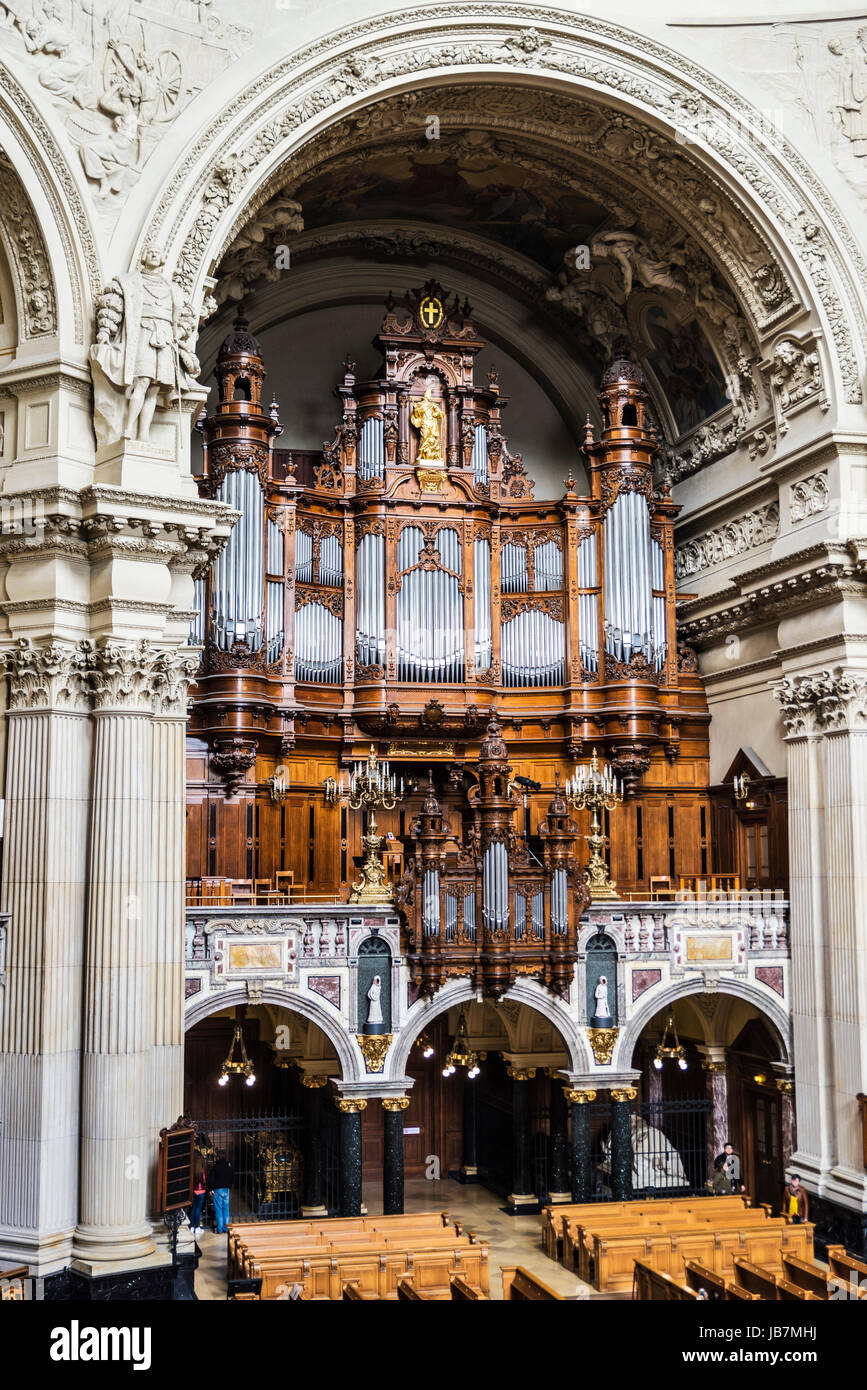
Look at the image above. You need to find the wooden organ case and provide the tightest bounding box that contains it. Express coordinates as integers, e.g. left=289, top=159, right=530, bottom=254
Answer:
left=187, top=285, right=712, bottom=994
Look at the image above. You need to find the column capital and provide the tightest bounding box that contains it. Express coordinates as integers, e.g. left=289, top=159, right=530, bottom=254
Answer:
left=775, top=667, right=867, bottom=737
left=564, top=1088, right=597, bottom=1104
left=507, top=1066, right=536, bottom=1081
left=335, top=1097, right=367, bottom=1114
left=701, top=1060, right=728, bottom=1075
left=300, top=1074, right=329, bottom=1089
left=382, top=1096, right=410, bottom=1112
left=610, top=1087, right=638, bottom=1102
left=4, top=637, right=93, bottom=712
left=776, top=1078, right=795, bottom=1095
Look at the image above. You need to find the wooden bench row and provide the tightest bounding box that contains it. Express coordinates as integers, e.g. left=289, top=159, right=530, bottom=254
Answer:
left=242, top=1236, right=490, bottom=1300
left=228, top=1211, right=455, bottom=1278
left=542, top=1194, right=756, bottom=1265
left=589, top=1218, right=814, bottom=1291
left=635, top=1243, right=867, bottom=1302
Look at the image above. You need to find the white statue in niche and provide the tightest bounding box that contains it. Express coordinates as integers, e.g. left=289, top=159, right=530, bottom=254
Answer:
left=599, top=1116, right=689, bottom=1190
left=594, top=975, right=612, bottom=1021
left=366, top=975, right=383, bottom=1027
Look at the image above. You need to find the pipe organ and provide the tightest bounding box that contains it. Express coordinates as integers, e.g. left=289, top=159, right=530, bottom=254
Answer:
left=187, top=284, right=712, bottom=995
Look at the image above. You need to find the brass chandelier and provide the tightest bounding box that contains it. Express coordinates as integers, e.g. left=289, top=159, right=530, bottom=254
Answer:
left=442, top=1010, right=480, bottom=1079
left=653, top=1011, right=688, bottom=1071
left=218, top=1022, right=257, bottom=1087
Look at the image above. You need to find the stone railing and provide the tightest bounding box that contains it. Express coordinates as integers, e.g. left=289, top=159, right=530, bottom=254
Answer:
left=583, top=895, right=789, bottom=955
left=185, top=903, right=399, bottom=970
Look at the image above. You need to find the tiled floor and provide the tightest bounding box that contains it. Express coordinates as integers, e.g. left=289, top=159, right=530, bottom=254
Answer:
left=194, top=1178, right=602, bottom=1300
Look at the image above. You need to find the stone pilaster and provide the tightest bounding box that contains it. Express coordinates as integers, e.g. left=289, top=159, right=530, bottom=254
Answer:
left=73, top=642, right=163, bottom=1269
left=700, top=1047, right=730, bottom=1173
left=0, top=642, right=92, bottom=1274
left=547, top=1070, right=570, bottom=1202
left=382, top=1097, right=410, bottom=1215
left=775, top=669, right=867, bottom=1215
left=301, top=1075, right=328, bottom=1216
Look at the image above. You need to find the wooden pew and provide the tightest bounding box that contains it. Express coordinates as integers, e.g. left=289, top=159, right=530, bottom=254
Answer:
left=683, top=1261, right=728, bottom=1301
left=633, top=1260, right=698, bottom=1300
left=397, top=1276, right=429, bottom=1301
left=781, top=1253, right=830, bottom=1299
left=578, top=1208, right=782, bottom=1287
left=250, top=1236, right=489, bottom=1301
left=342, top=1281, right=377, bottom=1300
left=229, top=1211, right=454, bottom=1277
left=587, top=1219, right=814, bottom=1292
left=565, top=1198, right=767, bottom=1277
left=450, top=1273, right=488, bottom=1300
left=731, top=1258, right=779, bottom=1300
left=826, top=1244, right=867, bottom=1297
left=502, top=1266, right=566, bottom=1300
left=776, top=1279, right=821, bottom=1301
left=553, top=1194, right=755, bottom=1269
left=726, top=1283, right=761, bottom=1301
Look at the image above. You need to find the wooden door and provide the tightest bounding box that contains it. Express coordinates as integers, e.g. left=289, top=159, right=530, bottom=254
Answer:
left=743, top=1083, right=782, bottom=1211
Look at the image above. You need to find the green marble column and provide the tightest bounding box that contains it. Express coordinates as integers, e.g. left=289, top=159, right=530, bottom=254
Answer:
left=610, top=1088, right=636, bottom=1201
left=566, top=1089, right=596, bottom=1202
left=548, top=1074, right=569, bottom=1199
left=382, top=1098, right=409, bottom=1215
left=337, top=1098, right=366, bottom=1217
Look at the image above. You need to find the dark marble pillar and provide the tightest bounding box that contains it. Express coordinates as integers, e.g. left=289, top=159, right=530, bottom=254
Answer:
left=461, top=1072, right=478, bottom=1180
left=382, top=1098, right=409, bottom=1215
left=610, top=1088, right=636, bottom=1201
left=567, top=1089, right=595, bottom=1202
left=301, top=1076, right=328, bottom=1215
left=508, top=1067, right=535, bottom=1211
left=778, top=1078, right=796, bottom=1171
left=337, top=1098, right=366, bottom=1217
left=548, top=1072, right=570, bottom=1200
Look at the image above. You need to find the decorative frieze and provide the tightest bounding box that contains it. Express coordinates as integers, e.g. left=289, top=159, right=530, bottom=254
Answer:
left=675, top=503, right=779, bottom=581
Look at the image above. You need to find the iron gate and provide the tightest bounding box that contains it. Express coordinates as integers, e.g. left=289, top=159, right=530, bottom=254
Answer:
left=192, top=1109, right=341, bottom=1221
left=587, top=1095, right=713, bottom=1201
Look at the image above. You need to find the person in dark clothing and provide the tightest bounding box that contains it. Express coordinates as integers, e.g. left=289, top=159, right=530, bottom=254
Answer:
left=713, top=1141, right=746, bottom=1193
left=208, top=1151, right=233, bottom=1234
left=783, top=1173, right=809, bottom=1223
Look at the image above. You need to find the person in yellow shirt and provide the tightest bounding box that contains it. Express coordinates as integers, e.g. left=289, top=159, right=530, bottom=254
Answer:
left=783, top=1173, right=809, bottom=1223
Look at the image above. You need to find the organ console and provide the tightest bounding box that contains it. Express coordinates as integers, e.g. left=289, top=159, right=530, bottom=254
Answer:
left=186, top=283, right=712, bottom=993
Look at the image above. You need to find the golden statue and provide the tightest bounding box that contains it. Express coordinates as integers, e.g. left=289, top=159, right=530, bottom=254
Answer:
left=411, top=386, right=446, bottom=492
left=411, top=387, right=444, bottom=464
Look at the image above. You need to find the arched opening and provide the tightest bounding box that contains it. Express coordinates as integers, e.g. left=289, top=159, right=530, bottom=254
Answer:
left=377, top=998, right=572, bottom=1214
left=184, top=1002, right=342, bottom=1222
left=629, top=993, right=792, bottom=1212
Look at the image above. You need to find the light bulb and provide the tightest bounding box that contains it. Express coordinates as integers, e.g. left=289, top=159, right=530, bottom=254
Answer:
left=442, top=1067, right=450, bottom=1078
left=246, top=1073, right=256, bottom=1085
left=218, top=1074, right=228, bottom=1086
left=653, top=1057, right=663, bottom=1071
left=678, top=1058, right=688, bottom=1071
left=423, top=1045, right=434, bottom=1059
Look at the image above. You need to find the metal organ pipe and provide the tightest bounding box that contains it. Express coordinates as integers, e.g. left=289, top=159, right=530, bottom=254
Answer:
left=295, top=600, right=342, bottom=684
left=295, top=528, right=314, bottom=584
left=482, top=841, right=509, bottom=933
left=212, top=468, right=265, bottom=651
left=396, top=525, right=463, bottom=682
left=651, top=538, right=667, bottom=672
left=190, top=576, right=207, bottom=647
left=501, top=608, right=565, bottom=686
left=577, top=533, right=599, bottom=676
left=358, top=417, right=385, bottom=481
left=319, top=534, right=343, bottom=588
left=501, top=542, right=528, bottom=593
left=603, top=491, right=653, bottom=664
left=355, top=531, right=385, bottom=668
left=422, top=869, right=440, bottom=937
left=472, top=424, right=488, bottom=486
left=533, top=538, right=563, bottom=592
left=551, top=868, right=568, bottom=935
left=473, top=536, right=492, bottom=672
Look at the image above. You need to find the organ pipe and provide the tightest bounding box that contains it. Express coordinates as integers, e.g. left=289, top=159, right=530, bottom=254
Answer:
left=358, top=416, right=385, bottom=480
left=603, top=490, right=654, bottom=664
left=396, top=525, right=464, bottom=682
left=295, top=601, right=342, bottom=683
left=473, top=536, right=492, bottom=671
left=356, top=531, right=385, bottom=668
left=212, top=468, right=265, bottom=651
left=501, top=608, right=565, bottom=686
left=472, top=423, right=488, bottom=485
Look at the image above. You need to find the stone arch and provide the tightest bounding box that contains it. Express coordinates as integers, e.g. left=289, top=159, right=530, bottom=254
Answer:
left=184, top=985, right=363, bottom=1083
left=142, top=10, right=864, bottom=412
left=615, top=976, right=792, bottom=1073
left=0, top=73, right=100, bottom=347
left=385, top=976, right=594, bottom=1083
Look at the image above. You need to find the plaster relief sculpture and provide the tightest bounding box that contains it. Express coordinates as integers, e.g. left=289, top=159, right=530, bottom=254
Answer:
left=829, top=30, right=867, bottom=157
left=1, top=0, right=252, bottom=202
left=90, top=244, right=201, bottom=446
left=770, top=338, right=826, bottom=430
left=600, top=1115, right=689, bottom=1191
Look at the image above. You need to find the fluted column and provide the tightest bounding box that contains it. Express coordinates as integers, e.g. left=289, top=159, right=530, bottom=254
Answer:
left=74, top=642, right=162, bottom=1267
left=776, top=670, right=867, bottom=1213
left=382, top=1097, right=410, bottom=1215
left=566, top=1089, right=595, bottom=1202
left=0, top=642, right=92, bottom=1273
left=150, top=654, right=199, bottom=1193
left=610, top=1088, right=636, bottom=1200
left=337, top=1098, right=366, bottom=1217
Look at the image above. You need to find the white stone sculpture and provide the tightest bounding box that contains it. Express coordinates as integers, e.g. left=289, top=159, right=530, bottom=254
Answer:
left=600, top=1115, right=689, bottom=1190
left=89, top=244, right=201, bottom=447
left=829, top=30, right=867, bottom=156
left=366, top=975, right=383, bottom=1027
left=593, top=975, right=612, bottom=1021
left=590, top=230, right=687, bottom=300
